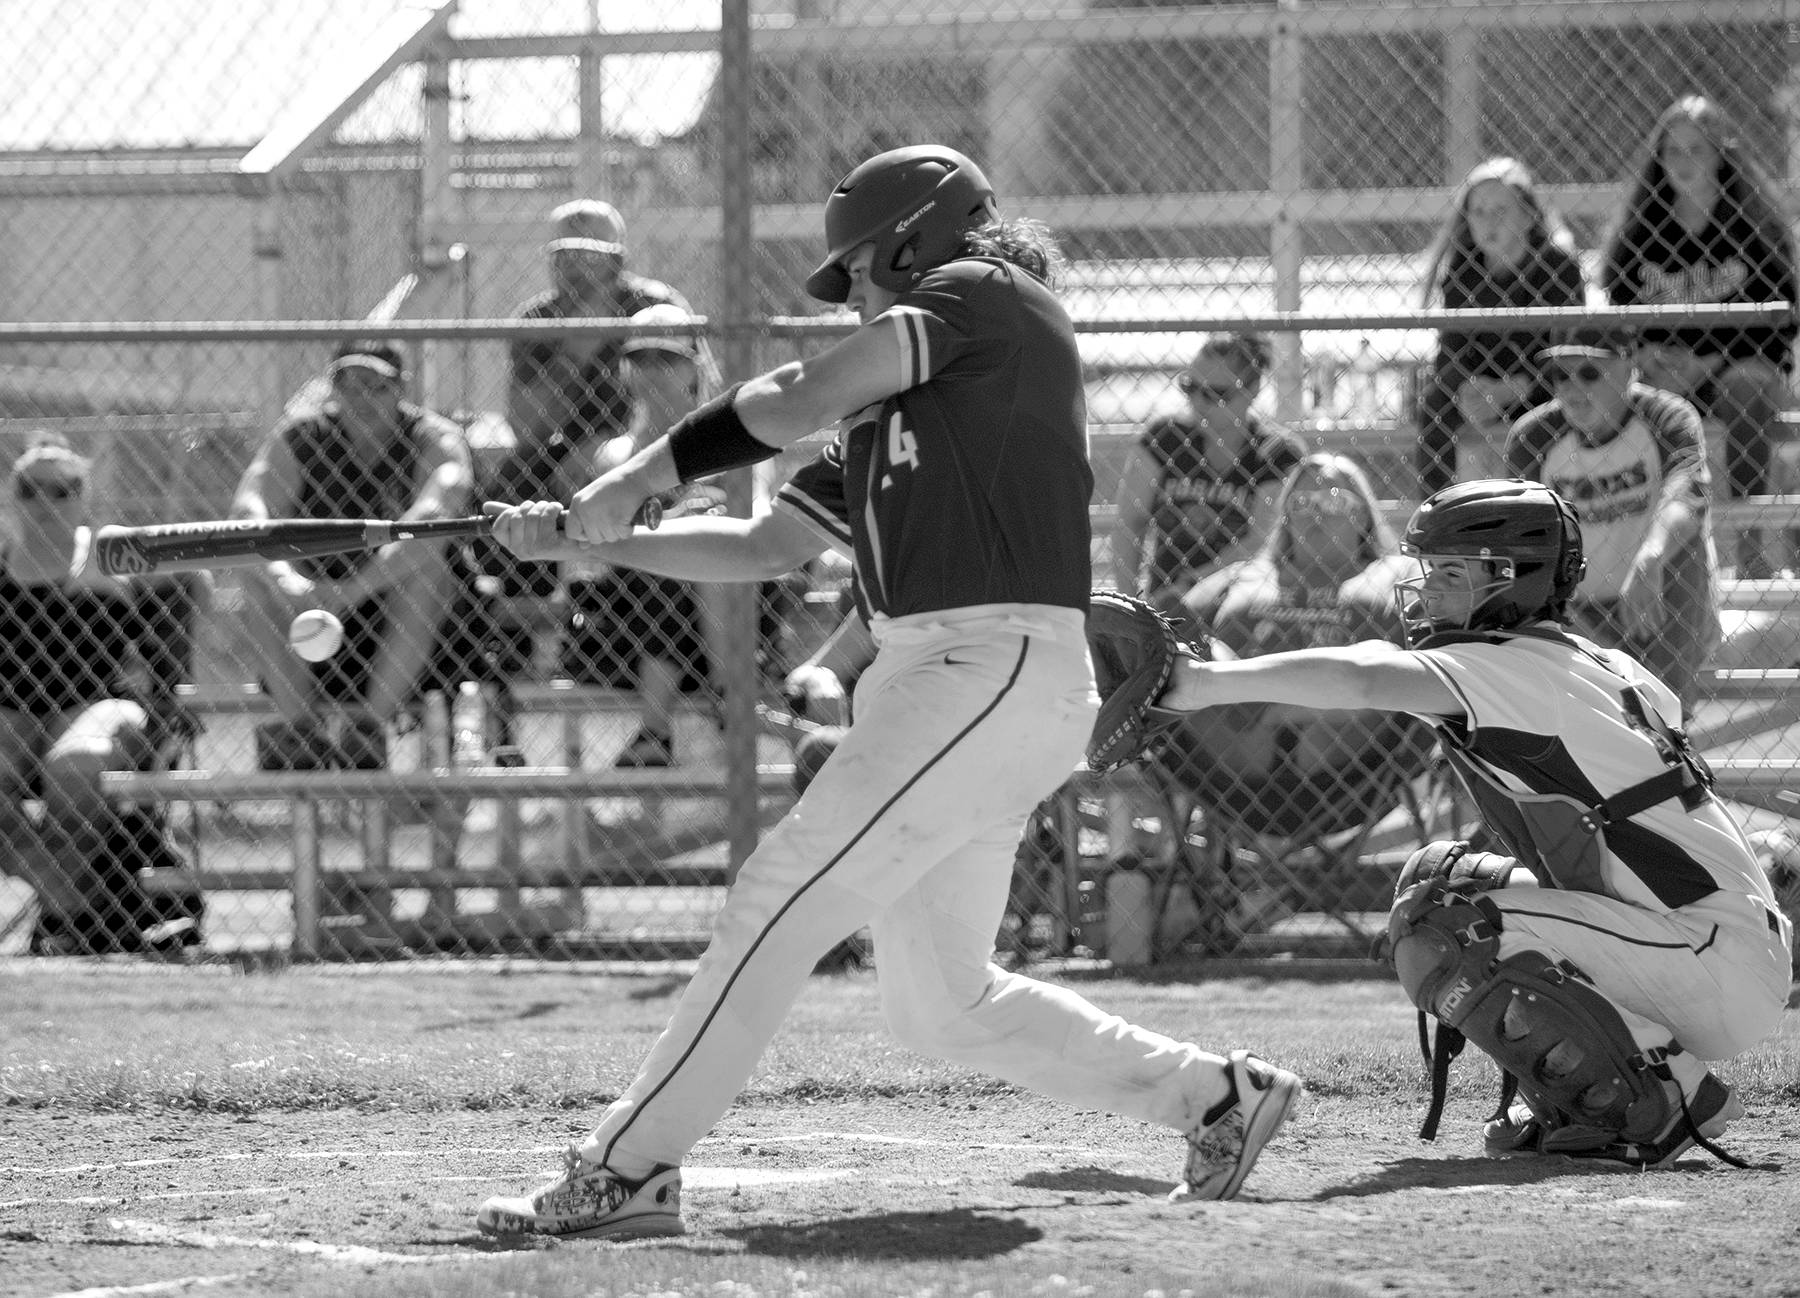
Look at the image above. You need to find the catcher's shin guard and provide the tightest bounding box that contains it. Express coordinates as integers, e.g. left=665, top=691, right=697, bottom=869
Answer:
left=1388, top=883, right=1675, bottom=1148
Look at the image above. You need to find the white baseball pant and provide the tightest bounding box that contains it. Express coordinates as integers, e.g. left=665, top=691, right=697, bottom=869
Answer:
left=580, top=602, right=1236, bottom=1175
left=1489, top=883, right=1792, bottom=1086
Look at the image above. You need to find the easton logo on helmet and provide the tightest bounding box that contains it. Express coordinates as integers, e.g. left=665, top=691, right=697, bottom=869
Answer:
left=895, top=201, right=936, bottom=233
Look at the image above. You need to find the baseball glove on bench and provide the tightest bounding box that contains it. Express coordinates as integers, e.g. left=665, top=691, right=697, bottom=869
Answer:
left=1084, top=590, right=1203, bottom=773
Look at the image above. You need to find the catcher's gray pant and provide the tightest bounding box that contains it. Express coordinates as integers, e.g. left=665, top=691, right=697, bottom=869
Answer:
left=580, top=602, right=1236, bottom=1176
left=1486, top=882, right=1792, bottom=1091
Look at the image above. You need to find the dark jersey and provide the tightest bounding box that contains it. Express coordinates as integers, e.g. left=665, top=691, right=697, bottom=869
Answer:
left=775, top=257, right=1092, bottom=619
left=1139, top=413, right=1303, bottom=595
left=506, top=275, right=691, bottom=453
left=278, top=402, right=462, bottom=582
left=1604, top=202, right=1797, bottom=371
left=0, top=573, right=139, bottom=716
left=1433, top=241, right=1587, bottom=378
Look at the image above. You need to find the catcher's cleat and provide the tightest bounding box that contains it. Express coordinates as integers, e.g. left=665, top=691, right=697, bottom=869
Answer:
left=476, top=1148, right=685, bottom=1241
left=1170, top=1050, right=1302, bottom=1202
left=1484, top=1071, right=1744, bottom=1169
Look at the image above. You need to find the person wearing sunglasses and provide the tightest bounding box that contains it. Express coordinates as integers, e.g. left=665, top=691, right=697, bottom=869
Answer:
left=1503, top=326, right=1719, bottom=710
left=0, top=434, right=208, bottom=953
left=1109, top=331, right=1304, bottom=615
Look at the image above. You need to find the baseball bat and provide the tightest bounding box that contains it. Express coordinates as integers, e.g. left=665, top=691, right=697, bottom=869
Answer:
left=92, top=499, right=662, bottom=577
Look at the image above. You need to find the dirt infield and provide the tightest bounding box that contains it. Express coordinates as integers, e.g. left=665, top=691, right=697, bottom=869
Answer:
left=8, top=1089, right=1799, bottom=1297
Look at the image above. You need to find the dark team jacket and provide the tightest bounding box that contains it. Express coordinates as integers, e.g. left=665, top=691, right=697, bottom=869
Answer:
left=505, top=275, right=691, bottom=466
left=279, top=402, right=463, bottom=582
left=1604, top=202, right=1798, bottom=371
left=487, top=276, right=689, bottom=598
left=0, top=562, right=197, bottom=722
left=1138, top=413, right=1303, bottom=594
left=775, top=256, right=1092, bottom=619
left=1431, top=241, right=1587, bottom=379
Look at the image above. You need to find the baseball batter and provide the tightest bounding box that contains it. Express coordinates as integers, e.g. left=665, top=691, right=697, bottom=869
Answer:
left=478, top=145, right=1300, bottom=1240
left=1159, top=478, right=1791, bottom=1168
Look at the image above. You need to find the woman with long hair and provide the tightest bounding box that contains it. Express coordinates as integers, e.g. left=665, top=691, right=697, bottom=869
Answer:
left=1603, top=94, right=1798, bottom=577
left=1170, top=453, right=1427, bottom=838
left=1416, top=157, right=1587, bottom=495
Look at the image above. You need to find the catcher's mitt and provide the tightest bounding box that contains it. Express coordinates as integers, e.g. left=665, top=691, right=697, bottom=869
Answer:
left=1084, top=590, right=1201, bottom=773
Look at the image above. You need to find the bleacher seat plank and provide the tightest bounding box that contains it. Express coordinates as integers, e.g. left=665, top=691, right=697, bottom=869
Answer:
left=103, top=766, right=795, bottom=800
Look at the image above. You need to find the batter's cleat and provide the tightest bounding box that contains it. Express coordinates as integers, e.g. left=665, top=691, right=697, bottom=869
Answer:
left=1170, top=1050, right=1302, bottom=1202
left=1484, top=1071, right=1744, bottom=1169
left=476, top=1148, right=685, bottom=1241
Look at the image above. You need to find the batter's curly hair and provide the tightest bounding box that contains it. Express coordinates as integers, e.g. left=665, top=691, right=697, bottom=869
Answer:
left=955, top=218, right=1068, bottom=290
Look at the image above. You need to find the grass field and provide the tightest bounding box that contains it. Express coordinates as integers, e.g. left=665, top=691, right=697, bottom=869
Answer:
left=3, top=961, right=1797, bottom=1298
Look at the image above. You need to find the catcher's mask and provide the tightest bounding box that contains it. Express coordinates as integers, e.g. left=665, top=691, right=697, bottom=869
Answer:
left=1395, top=478, right=1585, bottom=647
left=804, top=145, right=999, bottom=304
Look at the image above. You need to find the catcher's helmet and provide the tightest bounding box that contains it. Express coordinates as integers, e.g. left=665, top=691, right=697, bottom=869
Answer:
left=1397, top=478, right=1586, bottom=644
left=804, top=145, right=999, bottom=304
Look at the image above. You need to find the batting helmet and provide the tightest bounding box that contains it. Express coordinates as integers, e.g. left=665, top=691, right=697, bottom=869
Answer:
left=804, top=145, right=999, bottom=304
left=1398, top=478, right=1586, bottom=644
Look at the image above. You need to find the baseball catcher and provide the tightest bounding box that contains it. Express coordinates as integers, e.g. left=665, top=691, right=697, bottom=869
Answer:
left=1152, top=477, right=1791, bottom=1169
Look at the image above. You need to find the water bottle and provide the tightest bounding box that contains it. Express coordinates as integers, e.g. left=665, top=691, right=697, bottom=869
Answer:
left=451, top=680, right=487, bottom=769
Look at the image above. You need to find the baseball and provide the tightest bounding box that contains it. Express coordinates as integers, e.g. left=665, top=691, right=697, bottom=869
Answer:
left=288, top=609, right=345, bottom=662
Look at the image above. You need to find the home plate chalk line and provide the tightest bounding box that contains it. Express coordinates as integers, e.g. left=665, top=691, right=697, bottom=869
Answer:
left=23, top=1129, right=1119, bottom=1296
left=34, top=1161, right=884, bottom=1298
left=10, top=1129, right=1108, bottom=1211
left=9, top=1130, right=1101, bottom=1181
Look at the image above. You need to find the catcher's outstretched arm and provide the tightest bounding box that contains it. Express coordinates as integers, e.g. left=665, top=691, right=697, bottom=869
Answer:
left=1159, top=640, right=1463, bottom=718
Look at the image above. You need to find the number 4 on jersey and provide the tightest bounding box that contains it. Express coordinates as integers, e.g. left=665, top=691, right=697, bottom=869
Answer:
left=887, top=413, right=921, bottom=473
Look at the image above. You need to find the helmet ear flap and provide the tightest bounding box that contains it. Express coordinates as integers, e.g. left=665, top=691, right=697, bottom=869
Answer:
left=1552, top=497, right=1587, bottom=601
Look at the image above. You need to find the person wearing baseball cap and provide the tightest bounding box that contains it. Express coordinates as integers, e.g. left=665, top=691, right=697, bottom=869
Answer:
left=1535, top=324, right=1638, bottom=364
left=481, top=200, right=696, bottom=671
left=1501, top=322, right=1721, bottom=707
left=561, top=304, right=723, bottom=769
left=325, top=339, right=408, bottom=382
left=232, top=336, right=471, bottom=773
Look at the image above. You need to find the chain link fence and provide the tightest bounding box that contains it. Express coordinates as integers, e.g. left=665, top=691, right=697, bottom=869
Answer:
left=3, top=0, right=1797, bottom=964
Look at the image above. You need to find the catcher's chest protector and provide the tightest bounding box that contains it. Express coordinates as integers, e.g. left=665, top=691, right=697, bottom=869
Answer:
left=1390, top=885, right=1675, bottom=1144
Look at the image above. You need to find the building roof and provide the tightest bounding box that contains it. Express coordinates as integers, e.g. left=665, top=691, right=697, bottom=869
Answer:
left=0, top=0, right=718, bottom=153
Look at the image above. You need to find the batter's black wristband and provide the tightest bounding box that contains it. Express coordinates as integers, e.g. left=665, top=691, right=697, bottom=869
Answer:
left=667, top=383, right=775, bottom=482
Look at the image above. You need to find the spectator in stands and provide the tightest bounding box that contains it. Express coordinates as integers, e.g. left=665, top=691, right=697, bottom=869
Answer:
left=1505, top=326, right=1720, bottom=711
left=233, top=341, right=471, bottom=768
left=1169, top=452, right=1426, bottom=835
left=559, top=306, right=727, bottom=768
left=484, top=200, right=695, bottom=668
left=1109, top=331, right=1303, bottom=615
left=1602, top=94, right=1798, bottom=579
left=1415, top=156, right=1587, bottom=496
left=0, top=434, right=208, bottom=953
